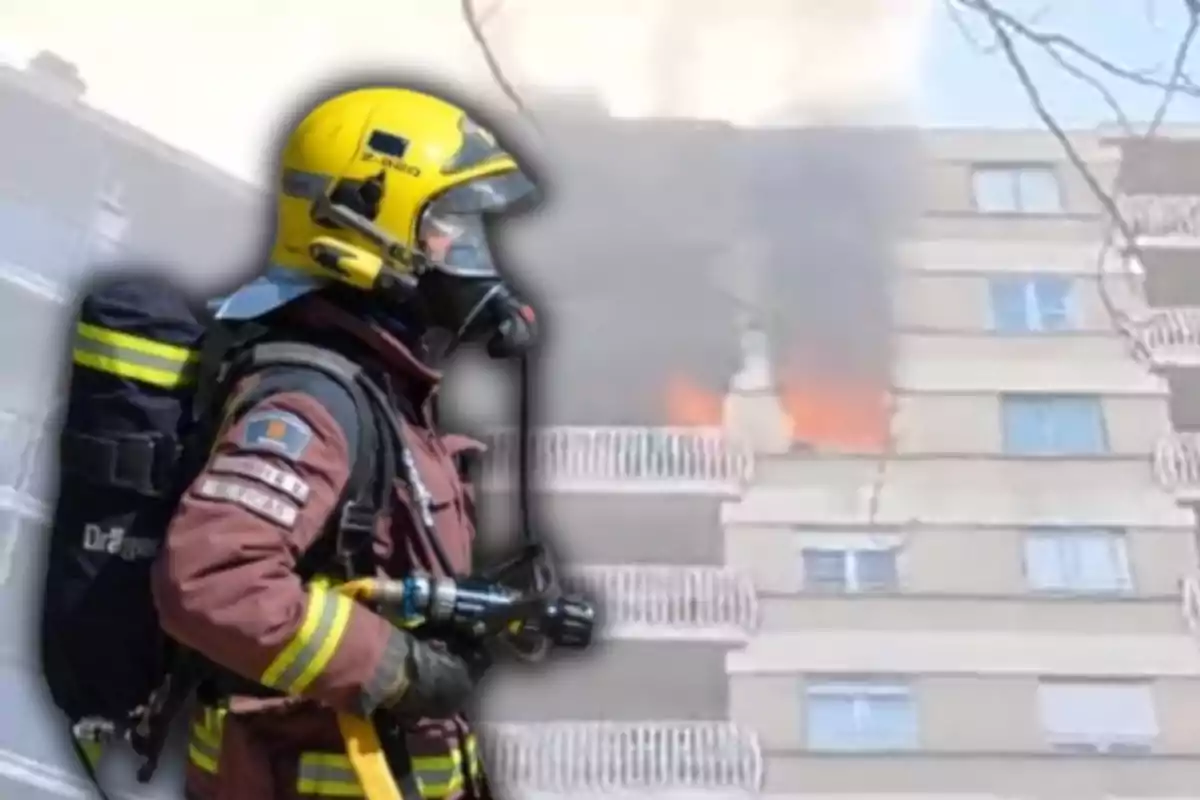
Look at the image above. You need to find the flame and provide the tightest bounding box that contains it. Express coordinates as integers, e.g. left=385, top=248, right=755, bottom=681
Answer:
left=664, top=372, right=889, bottom=452
left=779, top=373, right=889, bottom=452
left=664, top=374, right=725, bottom=427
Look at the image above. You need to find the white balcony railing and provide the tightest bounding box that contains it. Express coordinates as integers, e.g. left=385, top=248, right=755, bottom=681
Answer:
left=1153, top=432, right=1200, bottom=501
left=565, top=565, right=759, bottom=642
left=1129, top=307, right=1200, bottom=369
left=1117, top=193, right=1200, bottom=248
left=480, top=426, right=754, bottom=495
left=480, top=722, right=764, bottom=796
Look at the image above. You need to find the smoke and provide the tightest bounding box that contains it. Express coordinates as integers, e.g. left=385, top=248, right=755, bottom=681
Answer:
left=446, top=1, right=931, bottom=445
left=475, top=0, right=933, bottom=124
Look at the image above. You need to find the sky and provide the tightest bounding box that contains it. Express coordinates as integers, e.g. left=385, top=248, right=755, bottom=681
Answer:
left=0, top=0, right=1195, bottom=182
left=921, top=0, right=1200, bottom=129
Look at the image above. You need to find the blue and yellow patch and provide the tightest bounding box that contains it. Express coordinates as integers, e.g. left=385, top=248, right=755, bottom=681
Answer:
left=238, top=410, right=314, bottom=461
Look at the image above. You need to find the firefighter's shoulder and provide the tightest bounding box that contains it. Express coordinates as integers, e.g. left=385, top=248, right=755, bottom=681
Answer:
left=223, top=364, right=364, bottom=465
left=184, top=365, right=366, bottom=533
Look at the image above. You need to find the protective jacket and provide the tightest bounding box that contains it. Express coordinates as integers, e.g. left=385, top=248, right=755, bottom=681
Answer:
left=152, top=294, right=488, bottom=800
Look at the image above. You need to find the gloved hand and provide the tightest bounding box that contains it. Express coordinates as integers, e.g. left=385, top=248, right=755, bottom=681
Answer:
left=382, top=632, right=490, bottom=719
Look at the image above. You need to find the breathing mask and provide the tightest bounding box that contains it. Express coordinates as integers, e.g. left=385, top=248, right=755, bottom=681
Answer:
left=309, top=168, right=539, bottom=362
left=414, top=200, right=537, bottom=360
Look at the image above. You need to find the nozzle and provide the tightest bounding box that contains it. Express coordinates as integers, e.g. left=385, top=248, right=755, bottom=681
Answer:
left=542, top=594, right=595, bottom=650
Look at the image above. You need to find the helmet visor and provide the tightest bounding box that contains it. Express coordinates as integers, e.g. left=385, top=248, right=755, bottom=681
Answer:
left=418, top=172, right=538, bottom=278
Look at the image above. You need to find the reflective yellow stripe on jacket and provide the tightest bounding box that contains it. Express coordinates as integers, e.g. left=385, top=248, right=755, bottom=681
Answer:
left=297, top=736, right=482, bottom=799
left=73, top=322, right=199, bottom=389
left=261, top=579, right=356, bottom=695
left=188, top=706, right=226, bottom=774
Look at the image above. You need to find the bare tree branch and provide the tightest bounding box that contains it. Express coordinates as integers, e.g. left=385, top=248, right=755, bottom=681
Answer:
left=977, top=12, right=1139, bottom=331
left=460, top=0, right=542, bottom=136
left=956, top=0, right=1193, bottom=95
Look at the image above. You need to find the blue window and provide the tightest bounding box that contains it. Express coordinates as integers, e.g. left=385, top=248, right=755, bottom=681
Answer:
left=1024, top=529, right=1132, bottom=593
left=972, top=165, right=1062, bottom=213
left=806, top=680, right=918, bottom=751
left=1002, top=394, right=1107, bottom=455
left=989, top=276, right=1073, bottom=332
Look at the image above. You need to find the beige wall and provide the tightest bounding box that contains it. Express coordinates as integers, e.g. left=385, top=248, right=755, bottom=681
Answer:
left=727, top=630, right=1200, bottom=676
left=728, top=524, right=1192, bottom=600
left=899, top=237, right=1118, bottom=274
left=761, top=753, right=1200, bottom=796
left=894, top=273, right=1143, bottom=334
left=916, top=212, right=1105, bottom=244
left=732, top=457, right=1191, bottom=528
left=734, top=674, right=1200, bottom=754
left=893, top=393, right=1170, bottom=454
left=895, top=334, right=1164, bottom=394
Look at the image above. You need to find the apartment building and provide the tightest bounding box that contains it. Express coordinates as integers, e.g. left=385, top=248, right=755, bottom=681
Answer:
left=720, top=128, right=1200, bottom=800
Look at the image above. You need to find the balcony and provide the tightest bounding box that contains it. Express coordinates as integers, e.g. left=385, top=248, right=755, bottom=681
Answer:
left=565, top=565, right=759, bottom=642
left=1117, top=193, right=1200, bottom=249
left=480, top=721, right=763, bottom=797
left=1128, top=307, right=1200, bottom=370
left=1154, top=432, right=1200, bottom=503
left=480, top=426, right=754, bottom=496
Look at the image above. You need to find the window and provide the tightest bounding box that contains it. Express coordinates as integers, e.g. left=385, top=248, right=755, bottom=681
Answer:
left=1037, top=680, right=1157, bottom=752
left=972, top=165, right=1062, bottom=213
left=1024, top=529, right=1132, bottom=593
left=802, top=546, right=899, bottom=592
left=989, top=276, right=1074, bottom=332
left=1001, top=394, right=1107, bottom=455
left=806, top=680, right=918, bottom=751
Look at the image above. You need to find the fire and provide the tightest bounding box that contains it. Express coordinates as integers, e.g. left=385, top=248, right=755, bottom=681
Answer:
left=779, top=373, right=889, bottom=452
left=664, top=371, right=889, bottom=451
left=664, top=374, right=725, bottom=427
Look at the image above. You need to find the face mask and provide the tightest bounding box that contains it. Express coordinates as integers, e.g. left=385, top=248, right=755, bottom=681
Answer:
left=417, top=271, right=538, bottom=360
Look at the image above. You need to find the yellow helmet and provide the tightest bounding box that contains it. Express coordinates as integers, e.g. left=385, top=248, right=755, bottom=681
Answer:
left=214, top=85, right=538, bottom=320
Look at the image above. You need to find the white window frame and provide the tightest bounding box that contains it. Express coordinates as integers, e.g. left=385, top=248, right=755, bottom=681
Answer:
left=1037, top=679, right=1157, bottom=753
left=806, top=679, right=918, bottom=751
left=798, top=535, right=902, bottom=593
left=1023, top=528, right=1132, bottom=594
left=988, top=275, right=1076, bottom=332
left=971, top=164, right=1063, bottom=214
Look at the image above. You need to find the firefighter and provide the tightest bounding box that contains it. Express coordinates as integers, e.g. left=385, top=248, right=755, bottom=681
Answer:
left=151, top=86, right=541, bottom=800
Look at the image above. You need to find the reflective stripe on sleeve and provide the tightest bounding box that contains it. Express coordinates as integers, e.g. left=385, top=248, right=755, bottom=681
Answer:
left=260, top=581, right=355, bottom=695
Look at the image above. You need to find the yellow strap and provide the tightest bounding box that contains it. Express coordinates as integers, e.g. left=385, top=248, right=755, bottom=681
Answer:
left=337, top=713, right=404, bottom=800
left=73, top=322, right=199, bottom=388
left=76, top=739, right=103, bottom=769
left=260, top=582, right=354, bottom=695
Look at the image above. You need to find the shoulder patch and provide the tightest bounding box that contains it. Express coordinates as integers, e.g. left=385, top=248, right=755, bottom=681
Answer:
left=239, top=410, right=314, bottom=461
left=195, top=477, right=299, bottom=528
